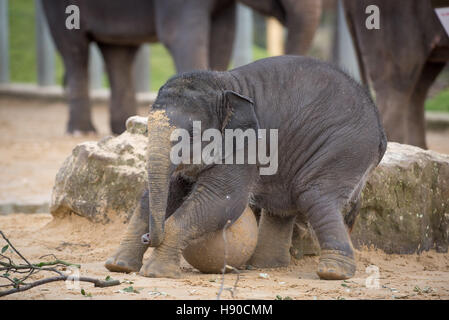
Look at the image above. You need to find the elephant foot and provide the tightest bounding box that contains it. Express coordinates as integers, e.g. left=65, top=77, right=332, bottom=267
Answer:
left=139, top=257, right=181, bottom=279
left=248, top=251, right=291, bottom=268
left=139, top=259, right=181, bottom=279
left=67, top=122, right=97, bottom=136
left=316, top=250, right=356, bottom=280
left=70, top=129, right=97, bottom=137
left=105, top=247, right=144, bottom=273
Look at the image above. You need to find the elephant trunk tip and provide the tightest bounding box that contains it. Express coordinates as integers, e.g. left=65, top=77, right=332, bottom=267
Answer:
left=141, top=231, right=164, bottom=247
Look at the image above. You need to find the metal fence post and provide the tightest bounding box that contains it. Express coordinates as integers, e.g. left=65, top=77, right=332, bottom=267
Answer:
left=35, top=0, right=55, bottom=86
left=0, top=0, right=9, bottom=84
left=336, top=0, right=361, bottom=82
left=232, top=4, right=253, bottom=68
left=89, top=43, right=103, bottom=90
left=133, top=44, right=150, bottom=93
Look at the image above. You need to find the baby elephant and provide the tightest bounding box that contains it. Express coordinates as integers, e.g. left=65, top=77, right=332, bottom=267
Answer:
left=105, top=56, right=387, bottom=280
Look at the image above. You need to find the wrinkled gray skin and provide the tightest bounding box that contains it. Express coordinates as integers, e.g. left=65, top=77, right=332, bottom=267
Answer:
left=42, top=0, right=235, bottom=134
left=344, top=0, right=449, bottom=148
left=42, top=0, right=321, bottom=135
left=106, top=56, right=387, bottom=280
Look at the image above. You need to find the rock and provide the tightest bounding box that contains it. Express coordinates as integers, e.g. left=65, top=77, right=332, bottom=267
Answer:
left=294, top=143, right=449, bottom=255
left=50, top=116, right=148, bottom=223
left=51, top=117, right=449, bottom=254
left=351, top=142, right=449, bottom=254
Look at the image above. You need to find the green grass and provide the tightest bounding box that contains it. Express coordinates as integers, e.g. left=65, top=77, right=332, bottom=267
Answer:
left=9, top=0, right=269, bottom=91
left=425, top=90, right=449, bottom=113
left=8, top=0, right=447, bottom=111
left=9, top=0, right=64, bottom=85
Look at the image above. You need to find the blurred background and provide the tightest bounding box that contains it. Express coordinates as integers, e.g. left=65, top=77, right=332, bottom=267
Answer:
left=0, top=0, right=448, bottom=212
left=2, top=0, right=447, bottom=101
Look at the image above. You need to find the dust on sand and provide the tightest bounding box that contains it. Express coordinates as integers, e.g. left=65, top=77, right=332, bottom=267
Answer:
left=0, top=97, right=449, bottom=300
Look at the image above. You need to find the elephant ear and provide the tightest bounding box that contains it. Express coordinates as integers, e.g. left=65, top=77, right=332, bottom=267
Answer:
left=220, top=90, right=260, bottom=163
left=222, top=90, right=259, bottom=132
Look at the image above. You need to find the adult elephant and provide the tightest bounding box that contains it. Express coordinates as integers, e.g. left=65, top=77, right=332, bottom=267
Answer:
left=43, top=0, right=236, bottom=134
left=241, top=0, right=322, bottom=55
left=344, top=0, right=449, bottom=148
left=43, top=0, right=321, bottom=135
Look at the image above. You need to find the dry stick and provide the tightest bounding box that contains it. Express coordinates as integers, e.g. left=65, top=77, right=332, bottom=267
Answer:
left=0, top=231, right=32, bottom=266
left=0, top=260, right=80, bottom=271
left=216, top=220, right=241, bottom=300
left=0, top=230, right=120, bottom=297
left=0, top=276, right=120, bottom=297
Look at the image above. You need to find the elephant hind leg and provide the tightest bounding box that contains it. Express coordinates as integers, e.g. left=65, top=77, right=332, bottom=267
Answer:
left=99, top=43, right=139, bottom=134
left=61, top=42, right=96, bottom=134
left=298, top=190, right=356, bottom=280
left=248, top=210, right=295, bottom=268
left=105, top=190, right=150, bottom=273
left=209, top=1, right=236, bottom=70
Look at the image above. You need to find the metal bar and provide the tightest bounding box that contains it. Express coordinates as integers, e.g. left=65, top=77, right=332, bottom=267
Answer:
left=35, top=0, right=55, bottom=86
left=0, top=0, right=9, bottom=83
left=336, top=0, right=361, bottom=82
left=232, top=4, right=253, bottom=68
left=133, top=44, right=150, bottom=93
left=89, top=43, right=103, bottom=90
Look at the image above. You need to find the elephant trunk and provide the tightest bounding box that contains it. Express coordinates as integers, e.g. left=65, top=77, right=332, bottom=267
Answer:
left=146, top=110, right=174, bottom=247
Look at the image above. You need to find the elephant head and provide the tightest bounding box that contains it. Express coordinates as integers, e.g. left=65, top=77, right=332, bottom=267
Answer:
left=145, top=73, right=259, bottom=247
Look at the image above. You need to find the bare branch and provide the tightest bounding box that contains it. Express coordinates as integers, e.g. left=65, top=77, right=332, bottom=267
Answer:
left=0, top=275, right=120, bottom=297
left=0, top=230, right=120, bottom=297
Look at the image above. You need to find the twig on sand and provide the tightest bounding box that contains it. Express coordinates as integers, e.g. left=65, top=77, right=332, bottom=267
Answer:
left=0, top=230, right=120, bottom=297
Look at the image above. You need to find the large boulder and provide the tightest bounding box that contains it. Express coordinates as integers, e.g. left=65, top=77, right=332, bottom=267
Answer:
left=352, top=143, right=449, bottom=254
left=51, top=116, right=449, bottom=253
left=50, top=116, right=148, bottom=223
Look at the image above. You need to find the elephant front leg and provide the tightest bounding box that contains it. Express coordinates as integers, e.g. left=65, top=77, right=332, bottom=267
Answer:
left=105, top=190, right=150, bottom=273
left=138, top=216, right=184, bottom=278
left=140, top=165, right=254, bottom=278
left=106, top=176, right=193, bottom=274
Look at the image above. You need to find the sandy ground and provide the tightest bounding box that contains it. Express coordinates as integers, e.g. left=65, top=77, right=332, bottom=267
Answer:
left=1, top=97, right=449, bottom=300
left=1, top=213, right=449, bottom=300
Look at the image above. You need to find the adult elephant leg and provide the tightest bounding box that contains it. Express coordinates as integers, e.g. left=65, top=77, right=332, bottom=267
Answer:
left=105, top=190, right=150, bottom=273
left=406, top=61, right=446, bottom=148
left=105, top=176, right=193, bottom=273
left=248, top=210, right=295, bottom=268
left=62, top=42, right=96, bottom=134
left=374, top=84, right=411, bottom=145
left=209, top=2, right=236, bottom=70
left=282, top=0, right=322, bottom=55
left=99, top=44, right=139, bottom=134
left=140, top=165, right=255, bottom=278
left=155, top=0, right=212, bottom=72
